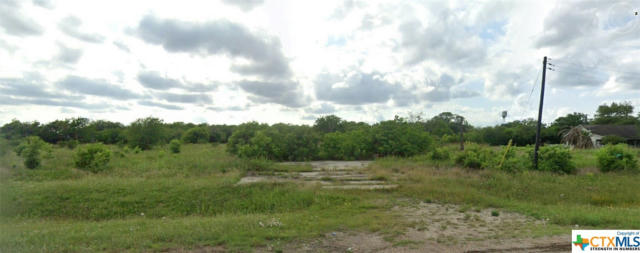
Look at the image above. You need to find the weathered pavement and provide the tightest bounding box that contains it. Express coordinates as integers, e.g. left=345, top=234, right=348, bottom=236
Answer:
left=237, top=161, right=398, bottom=190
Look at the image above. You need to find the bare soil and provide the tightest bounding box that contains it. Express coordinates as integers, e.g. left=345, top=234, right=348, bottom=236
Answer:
left=262, top=202, right=568, bottom=252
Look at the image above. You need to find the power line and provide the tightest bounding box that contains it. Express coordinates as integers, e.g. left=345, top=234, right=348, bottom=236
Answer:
left=526, top=64, right=541, bottom=110
left=548, top=58, right=640, bottom=76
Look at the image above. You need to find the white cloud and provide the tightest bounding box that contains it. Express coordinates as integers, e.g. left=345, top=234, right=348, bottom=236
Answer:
left=0, top=0, right=638, bottom=126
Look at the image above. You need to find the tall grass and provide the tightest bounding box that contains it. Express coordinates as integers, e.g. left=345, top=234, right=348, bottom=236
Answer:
left=2, top=141, right=639, bottom=251
left=370, top=159, right=640, bottom=228
left=2, top=144, right=311, bottom=182
left=1, top=178, right=354, bottom=220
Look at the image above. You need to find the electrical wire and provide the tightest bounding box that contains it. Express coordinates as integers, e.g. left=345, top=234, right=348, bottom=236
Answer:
left=526, top=65, right=541, bottom=110
left=548, top=58, right=640, bottom=76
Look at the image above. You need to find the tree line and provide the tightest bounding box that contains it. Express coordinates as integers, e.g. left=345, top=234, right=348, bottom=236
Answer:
left=1, top=102, right=638, bottom=161
left=0, top=117, right=234, bottom=149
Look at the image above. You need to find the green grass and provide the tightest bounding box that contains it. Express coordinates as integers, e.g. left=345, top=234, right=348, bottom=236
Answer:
left=0, top=206, right=397, bottom=252
left=371, top=156, right=640, bottom=228
left=1, top=178, right=355, bottom=220
left=571, top=148, right=599, bottom=169
left=3, top=144, right=311, bottom=181
left=0, top=143, right=402, bottom=251
left=1, top=141, right=639, bottom=251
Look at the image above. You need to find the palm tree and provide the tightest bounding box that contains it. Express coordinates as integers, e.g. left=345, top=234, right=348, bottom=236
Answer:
left=561, top=126, right=593, bottom=149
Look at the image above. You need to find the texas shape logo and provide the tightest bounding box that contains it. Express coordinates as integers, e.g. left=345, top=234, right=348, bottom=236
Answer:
left=573, top=234, right=589, bottom=251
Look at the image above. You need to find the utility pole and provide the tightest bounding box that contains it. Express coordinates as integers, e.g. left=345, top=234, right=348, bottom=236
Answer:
left=533, top=56, right=547, bottom=170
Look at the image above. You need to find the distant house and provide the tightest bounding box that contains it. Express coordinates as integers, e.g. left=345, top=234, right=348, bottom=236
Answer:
left=577, top=125, right=640, bottom=147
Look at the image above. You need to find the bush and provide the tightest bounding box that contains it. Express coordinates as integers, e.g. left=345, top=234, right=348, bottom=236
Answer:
left=372, top=119, right=433, bottom=157
left=182, top=127, right=210, bottom=144
left=497, top=146, right=530, bottom=173
left=320, top=129, right=374, bottom=160
left=227, top=122, right=268, bottom=155
left=597, top=144, right=638, bottom=173
left=454, top=145, right=496, bottom=169
left=227, top=119, right=431, bottom=161
left=74, top=144, right=111, bottom=173
left=14, top=136, right=50, bottom=169
left=229, top=123, right=320, bottom=161
left=169, top=139, right=181, bottom=153
left=58, top=140, right=78, bottom=149
left=440, top=134, right=459, bottom=144
left=600, top=135, right=626, bottom=145
left=237, top=131, right=272, bottom=159
left=531, top=145, right=576, bottom=174
left=429, top=147, right=450, bottom=161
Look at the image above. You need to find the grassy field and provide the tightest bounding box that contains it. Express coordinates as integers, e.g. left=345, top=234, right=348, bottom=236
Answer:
left=1, top=141, right=639, bottom=251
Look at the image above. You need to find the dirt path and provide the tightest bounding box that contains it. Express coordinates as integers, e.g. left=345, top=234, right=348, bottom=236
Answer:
left=266, top=202, right=569, bottom=252
left=267, top=233, right=568, bottom=252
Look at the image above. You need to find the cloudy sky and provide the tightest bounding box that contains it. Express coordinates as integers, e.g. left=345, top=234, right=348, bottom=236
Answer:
left=0, top=0, right=639, bottom=126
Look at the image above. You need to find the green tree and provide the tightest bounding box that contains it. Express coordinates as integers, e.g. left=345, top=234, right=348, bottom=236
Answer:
left=545, top=113, right=589, bottom=145
left=552, top=112, right=589, bottom=131
left=1, top=120, right=40, bottom=140
left=593, top=102, right=639, bottom=125
left=238, top=131, right=273, bottom=159
left=182, top=127, right=210, bottom=143
left=600, top=135, right=626, bottom=145
left=313, top=115, right=344, bottom=134
left=14, top=136, right=50, bottom=169
left=126, top=117, right=165, bottom=150
left=226, top=122, right=268, bottom=155
left=89, top=120, right=125, bottom=144
left=320, top=128, right=374, bottom=160
left=424, top=112, right=471, bottom=137
left=372, top=117, right=433, bottom=157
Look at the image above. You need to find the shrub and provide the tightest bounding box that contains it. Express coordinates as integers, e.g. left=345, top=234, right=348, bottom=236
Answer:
left=229, top=123, right=320, bottom=161
left=429, top=147, right=450, bottom=161
left=237, top=131, right=272, bottom=159
left=454, top=145, right=496, bottom=169
left=261, top=124, right=320, bottom=161
left=372, top=119, right=433, bottom=157
left=440, top=134, right=459, bottom=144
left=596, top=144, right=638, bottom=173
left=74, top=144, right=111, bottom=173
left=182, top=127, right=210, bottom=144
left=14, top=136, right=50, bottom=169
left=227, top=122, right=268, bottom=155
left=497, top=146, right=530, bottom=173
left=58, top=140, right=78, bottom=149
left=169, top=139, right=181, bottom=153
left=132, top=146, right=142, bottom=154
left=600, top=135, right=626, bottom=145
left=320, top=129, right=374, bottom=160
left=530, top=145, right=576, bottom=174
left=113, top=150, right=125, bottom=158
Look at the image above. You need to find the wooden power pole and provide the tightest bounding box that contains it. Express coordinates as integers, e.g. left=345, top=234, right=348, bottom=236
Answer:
left=533, top=56, right=547, bottom=170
